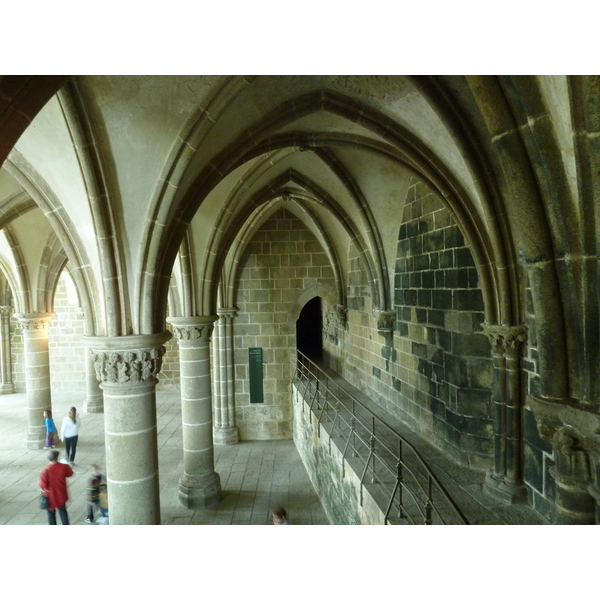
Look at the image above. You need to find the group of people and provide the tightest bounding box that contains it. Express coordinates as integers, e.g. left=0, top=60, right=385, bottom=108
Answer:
left=43, top=406, right=81, bottom=465
left=40, top=406, right=290, bottom=526
left=39, top=406, right=108, bottom=525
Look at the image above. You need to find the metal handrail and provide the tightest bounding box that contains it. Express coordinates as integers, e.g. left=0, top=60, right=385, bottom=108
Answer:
left=295, top=352, right=469, bottom=525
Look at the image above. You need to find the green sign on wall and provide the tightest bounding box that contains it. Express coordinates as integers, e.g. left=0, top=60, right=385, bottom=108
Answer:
left=248, top=347, right=264, bottom=404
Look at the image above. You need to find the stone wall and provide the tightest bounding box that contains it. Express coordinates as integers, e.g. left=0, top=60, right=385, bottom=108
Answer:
left=158, top=323, right=180, bottom=389
left=48, top=274, right=87, bottom=394
left=523, top=278, right=555, bottom=519
left=233, top=208, right=336, bottom=440
left=292, top=383, right=386, bottom=525
left=10, top=273, right=88, bottom=394
left=325, top=180, right=494, bottom=469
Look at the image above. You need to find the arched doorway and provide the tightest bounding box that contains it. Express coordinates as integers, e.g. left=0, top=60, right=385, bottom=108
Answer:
left=296, top=296, right=323, bottom=361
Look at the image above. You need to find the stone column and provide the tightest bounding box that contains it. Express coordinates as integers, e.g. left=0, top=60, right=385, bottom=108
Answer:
left=0, top=306, right=14, bottom=394
left=15, top=313, right=54, bottom=449
left=213, top=307, right=239, bottom=445
left=83, top=351, right=103, bottom=413
left=482, top=324, right=528, bottom=502
left=167, top=316, right=222, bottom=508
left=85, top=332, right=170, bottom=525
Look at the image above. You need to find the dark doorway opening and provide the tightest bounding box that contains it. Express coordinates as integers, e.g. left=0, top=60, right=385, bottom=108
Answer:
left=296, top=296, right=323, bottom=361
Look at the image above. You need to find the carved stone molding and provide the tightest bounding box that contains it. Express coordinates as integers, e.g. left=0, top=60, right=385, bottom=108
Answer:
left=92, top=346, right=166, bottom=385
left=526, top=393, right=600, bottom=454
left=0, top=305, right=12, bottom=318
left=481, top=324, right=528, bottom=354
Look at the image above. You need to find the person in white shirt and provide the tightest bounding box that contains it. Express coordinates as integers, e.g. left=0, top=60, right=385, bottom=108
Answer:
left=60, top=407, right=81, bottom=466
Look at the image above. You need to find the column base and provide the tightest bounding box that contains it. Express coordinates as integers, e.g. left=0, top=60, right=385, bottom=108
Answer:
left=484, top=470, right=528, bottom=504
left=551, top=473, right=595, bottom=524
left=213, top=426, right=239, bottom=445
left=179, top=472, right=222, bottom=509
left=0, top=382, right=14, bottom=394
left=84, top=395, right=104, bottom=413
left=25, top=430, right=46, bottom=450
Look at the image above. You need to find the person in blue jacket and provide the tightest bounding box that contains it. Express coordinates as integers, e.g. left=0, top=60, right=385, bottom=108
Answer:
left=43, top=410, right=57, bottom=449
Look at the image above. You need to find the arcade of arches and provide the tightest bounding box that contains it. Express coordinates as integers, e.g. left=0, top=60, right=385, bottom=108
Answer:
left=1, top=75, right=599, bottom=525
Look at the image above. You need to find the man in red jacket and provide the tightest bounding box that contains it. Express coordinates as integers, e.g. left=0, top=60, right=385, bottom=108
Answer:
left=40, top=450, right=74, bottom=525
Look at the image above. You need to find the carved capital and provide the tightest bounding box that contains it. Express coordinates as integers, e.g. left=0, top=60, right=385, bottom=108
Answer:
left=83, top=331, right=172, bottom=386
left=167, top=316, right=217, bottom=343
left=0, top=306, right=12, bottom=318
left=172, top=324, right=213, bottom=341
left=15, top=312, right=55, bottom=332
left=374, top=310, right=395, bottom=335
left=91, top=346, right=166, bottom=385
left=481, top=324, right=527, bottom=355
left=217, top=307, right=238, bottom=320
left=336, top=304, right=348, bottom=328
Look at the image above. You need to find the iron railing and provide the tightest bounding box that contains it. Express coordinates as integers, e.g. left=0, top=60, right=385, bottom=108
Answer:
left=295, top=352, right=469, bottom=525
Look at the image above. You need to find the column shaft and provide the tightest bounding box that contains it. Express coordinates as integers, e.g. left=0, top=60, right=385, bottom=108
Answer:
left=213, top=308, right=238, bottom=445
left=0, top=306, right=14, bottom=394
left=103, top=379, right=160, bottom=524
left=83, top=352, right=103, bottom=413
left=87, top=333, right=170, bottom=525
left=169, top=316, right=221, bottom=508
left=482, top=324, right=528, bottom=503
left=17, top=314, right=54, bottom=449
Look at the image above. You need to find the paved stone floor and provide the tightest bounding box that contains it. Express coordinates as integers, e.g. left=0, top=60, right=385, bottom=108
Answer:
left=0, top=390, right=329, bottom=526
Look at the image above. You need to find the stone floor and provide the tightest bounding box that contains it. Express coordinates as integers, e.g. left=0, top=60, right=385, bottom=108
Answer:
left=0, top=390, right=329, bottom=526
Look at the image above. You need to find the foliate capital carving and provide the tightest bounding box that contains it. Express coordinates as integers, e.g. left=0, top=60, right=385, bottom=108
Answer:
left=172, top=323, right=214, bottom=342
left=481, top=324, right=528, bottom=355
left=167, top=317, right=217, bottom=343
left=374, top=310, right=396, bottom=335
left=91, top=346, right=166, bottom=385
left=15, top=313, right=55, bottom=332
left=0, top=306, right=12, bottom=318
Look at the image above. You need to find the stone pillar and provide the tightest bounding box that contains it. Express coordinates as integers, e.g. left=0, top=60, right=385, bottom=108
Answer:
left=482, top=324, right=528, bottom=502
left=86, top=332, right=170, bottom=525
left=0, top=306, right=14, bottom=394
left=213, top=307, right=239, bottom=445
left=83, top=351, right=103, bottom=413
left=167, top=316, right=222, bottom=508
left=15, top=313, right=54, bottom=449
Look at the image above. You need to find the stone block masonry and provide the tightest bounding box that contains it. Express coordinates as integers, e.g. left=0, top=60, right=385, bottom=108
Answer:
left=11, top=273, right=87, bottom=395
left=326, top=179, right=494, bottom=470
left=234, top=208, right=337, bottom=440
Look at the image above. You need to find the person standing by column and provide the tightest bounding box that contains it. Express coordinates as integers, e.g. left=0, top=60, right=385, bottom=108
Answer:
left=40, top=450, right=73, bottom=525
left=43, top=410, right=57, bottom=449
left=60, top=407, right=81, bottom=465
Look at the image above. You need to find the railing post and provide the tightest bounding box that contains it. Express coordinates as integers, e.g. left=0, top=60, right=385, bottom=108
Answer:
left=370, top=416, right=376, bottom=484
left=294, top=350, right=468, bottom=525
left=425, top=477, right=433, bottom=525
left=397, top=439, right=404, bottom=519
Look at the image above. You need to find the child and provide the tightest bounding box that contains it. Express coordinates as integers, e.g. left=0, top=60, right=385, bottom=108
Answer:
left=43, top=410, right=57, bottom=449
left=272, top=507, right=289, bottom=525
left=97, top=482, right=109, bottom=524
left=85, top=464, right=103, bottom=523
